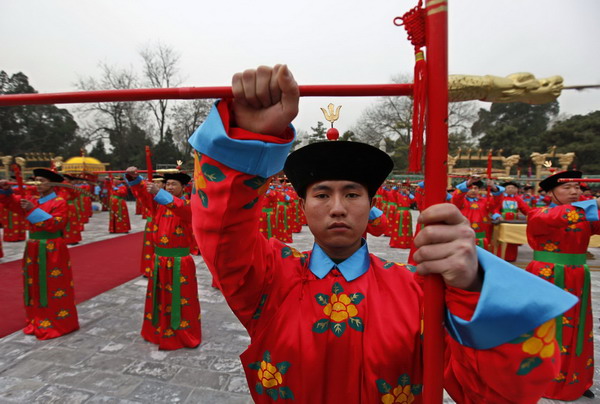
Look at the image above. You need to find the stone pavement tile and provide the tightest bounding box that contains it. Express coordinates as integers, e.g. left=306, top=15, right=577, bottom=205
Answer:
left=85, top=396, right=144, bottom=404
left=36, top=364, right=96, bottom=387
left=30, top=384, right=95, bottom=404
left=185, top=388, right=253, bottom=404
left=0, top=359, right=52, bottom=379
left=0, top=376, right=45, bottom=402
left=76, top=371, right=142, bottom=397
left=129, top=379, right=192, bottom=403
left=22, top=346, right=93, bottom=367
left=225, top=374, right=251, bottom=395
left=210, top=356, right=245, bottom=374
left=170, top=367, right=230, bottom=390
left=80, top=353, right=138, bottom=374
left=123, top=360, right=182, bottom=382
left=164, top=350, right=217, bottom=370
left=54, top=332, right=112, bottom=353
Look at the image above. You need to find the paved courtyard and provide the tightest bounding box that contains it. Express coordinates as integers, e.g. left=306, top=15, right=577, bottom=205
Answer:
left=0, top=202, right=599, bottom=403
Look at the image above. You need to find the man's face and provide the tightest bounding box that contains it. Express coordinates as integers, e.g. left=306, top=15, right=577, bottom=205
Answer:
left=467, top=185, right=480, bottom=198
left=550, top=183, right=581, bottom=205
left=505, top=185, right=518, bottom=195
left=165, top=179, right=183, bottom=197
left=300, top=180, right=371, bottom=259
left=35, top=176, right=52, bottom=194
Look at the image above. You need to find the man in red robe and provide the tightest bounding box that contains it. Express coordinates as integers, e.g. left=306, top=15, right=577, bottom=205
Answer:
left=495, top=181, right=531, bottom=262
left=125, top=169, right=201, bottom=350
left=187, top=65, right=576, bottom=403
left=108, top=176, right=131, bottom=233
left=0, top=169, right=79, bottom=339
left=527, top=170, right=598, bottom=400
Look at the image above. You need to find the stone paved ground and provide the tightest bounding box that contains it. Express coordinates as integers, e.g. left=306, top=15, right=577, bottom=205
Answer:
left=0, top=202, right=599, bottom=403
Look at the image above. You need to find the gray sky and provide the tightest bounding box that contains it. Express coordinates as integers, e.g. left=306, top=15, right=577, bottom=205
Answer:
left=2, top=0, right=599, bottom=136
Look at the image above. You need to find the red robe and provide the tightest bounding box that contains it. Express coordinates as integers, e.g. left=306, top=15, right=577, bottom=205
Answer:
left=3, top=188, right=27, bottom=242
left=451, top=188, right=501, bottom=250
left=273, top=187, right=292, bottom=243
left=108, top=184, right=131, bottom=233
left=0, top=191, right=79, bottom=339
left=526, top=201, right=599, bottom=400
left=259, top=188, right=277, bottom=240
left=190, top=150, right=564, bottom=404
left=388, top=189, right=414, bottom=249
left=130, top=181, right=201, bottom=350
left=496, top=194, right=531, bottom=262
left=187, top=99, right=575, bottom=402
left=58, top=187, right=82, bottom=244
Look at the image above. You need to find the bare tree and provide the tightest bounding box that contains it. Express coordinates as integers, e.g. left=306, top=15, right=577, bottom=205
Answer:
left=170, top=99, right=213, bottom=157
left=139, top=43, right=182, bottom=143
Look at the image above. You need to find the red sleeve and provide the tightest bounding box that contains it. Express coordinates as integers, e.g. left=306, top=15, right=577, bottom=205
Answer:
left=29, top=198, right=68, bottom=233
left=451, top=189, right=467, bottom=210
left=163, top=195, right=192, bottom=223
left=516, top=195, right=531, bottom=216
left=366, top=213, right=388, bottom=237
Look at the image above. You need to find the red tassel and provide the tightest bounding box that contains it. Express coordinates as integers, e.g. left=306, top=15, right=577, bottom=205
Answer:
left=408, top=51, right=426, bottom=173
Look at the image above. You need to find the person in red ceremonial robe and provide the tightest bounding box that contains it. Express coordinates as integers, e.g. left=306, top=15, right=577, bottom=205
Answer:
left=535, top=188, right=551, bottom=208
left=388, top=182, right=414, bottom=249
left=125, top=168, right=201, bottom=350
left=273, top=182, right=293, bottom=243
left=521, top=185, right=536, bottom=208
left=495, top=181, right=531, bottom=262
left=137, top=175, right=164, bottom=277
left=187, top=65, right=576, bottom=403
left=526, top=171, right=598, bottom=400
left=579, top=182, right=594, bottom=201
left=364, top=206, right=389, bottom=238
left=451, top=176, right=504, bottom=249
left=59, top=174, right=83, bottom=245
left=0, top=169, right=79, bottom=339
left=3, top=185, right=27, bottom=242
left=259, top=184, right=278, bottom=240
left=109, top=176, right=131, bottom=233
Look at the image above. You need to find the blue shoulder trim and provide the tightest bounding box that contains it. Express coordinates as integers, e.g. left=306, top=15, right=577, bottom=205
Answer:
left=126, top=176, right=143, bottom=186
left=491, top=185, right=505, bottom=196
left=445, top=247, right=578, bottom=349
left=188, top=102, right=295, bottom=178
left=26, top=208, right=53, bottom=224
left=456, top=181, right=468, bottom=192
left=573, top=199, right=599, bottom=222
left=369, top=206, right=383, bottom=220
left=154, top=188, right=174, bottom=205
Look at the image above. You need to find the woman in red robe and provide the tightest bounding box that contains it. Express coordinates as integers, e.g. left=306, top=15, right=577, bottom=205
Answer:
left=126, top=169, right=201, bottom=350
left=187, top=65, right=577, bottom=403
left=0, top=169, right=79, bottom=339
left=526, top=170, right=598, bottom=400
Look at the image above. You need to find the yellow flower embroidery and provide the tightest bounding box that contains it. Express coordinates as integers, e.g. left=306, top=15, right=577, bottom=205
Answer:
left=566, top=210, right=580, bottom=223
left=164, top=328, right=174, bottom=337
left=54, top=290, right=65, bottom=297
left=57, top=310, right=69, bottom=318
left=180, top=320, right=189, bottom=328
left=539, top=267, right=552, bottom=278
left=160, top=236, right=169, bottom=244
left=258, top=361, right=283, bottom=389
left=522, top=320, right=555, bottom=359
left=381, top=385, right=415, bottom=404
left=543, top=242, right=559, bottom=252
left=39, top=319, right=52, bottom=329
left=50, top=269, right=62, bottom=277
left=323, top=293, right=359, bottom=323
left=555, top=372, right=566, bottom=382
left=145, top=313, right=153, bottom=320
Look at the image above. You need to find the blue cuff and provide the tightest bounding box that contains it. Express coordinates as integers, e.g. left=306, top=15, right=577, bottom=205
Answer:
left=369, top=206, right=383, bottom=220
left=417, top=181, right=424, bottom=188
left=446, top=193, right=452, bottom=201
left=0, top=189, right=13, bottom=195
left=285, top=194, right=291, bottom=202
left=445, top=247, right=578, bottom=349
left=573, top=199, right=599, bottom=222
left=188, top=102, right=296, bottom=178
left=456, top=181, right=468, bottom=192
left=126, top=176, right=143, bottom=186
left=491, top=185, right=505, bottom=196
left=154, top=188, right=174, bottom=205
left=491, top=213, right=501, bottom=221
left=408, top=194, right=415, bottom=200
left=26, top=208, right=53, bottom=224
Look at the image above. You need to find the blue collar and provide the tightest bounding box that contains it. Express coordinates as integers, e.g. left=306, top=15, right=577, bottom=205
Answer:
left=39, top=192, right=57, bottom=204
left=308, top=240, right=370, bottom=282
left=466, top=196, right=479, bottom=202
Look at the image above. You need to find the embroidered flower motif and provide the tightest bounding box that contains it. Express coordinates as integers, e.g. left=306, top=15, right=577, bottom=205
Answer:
left=470, top=203, right=479, bottom=209
left=313, top=282, right=364, bottom=337
left=554, top=372, right=566, bottom=382
left=180, top=297, right=189, bottom=306
left=160, top=236, right=169, bottom=244
left=510, top=320, right=556, bottom=375
left=56, top=309, right=70, bottom=319
left=569, top=373, right=579, bottom=384
left=145, top=312, right=153, bottom=321
left=248, top=351, right=294, bottom=400
left=145, top=240, right=152, bottom=246
left=542, top=241, right=560, bottom=252
left=566, top=209, right=581, bottom=224
left=164, top=328, right=175, bottom=337
left=377, top=374, right=422, bottom=404
left=53, top=289, right=66, bottom=298
left=49, top=268, right=63, bottom=278
left=538, top=266, right=553, bottom=279
left=46, top=241, right=56, bottom=251
left=174, top=226, right=184, bottom=236
left=38, top=319, right=53, bottom=329
left=586, top=358, right=594, bottom=368
left=179, top=320, right=190, bottom=329
left=471, top=222, right=480, bottom=230
left=522, top=320, right=555, bottom=359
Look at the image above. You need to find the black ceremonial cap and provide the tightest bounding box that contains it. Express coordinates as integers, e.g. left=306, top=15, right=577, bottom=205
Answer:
left=283, top=141, right=393, bottom=198
left=501, top=181, right=520, bottom=188
left=33, top=168, right=64, bottom=183
left=164, top=172, right=191, bottom=186
left=539, top=170, right=582, bottom=192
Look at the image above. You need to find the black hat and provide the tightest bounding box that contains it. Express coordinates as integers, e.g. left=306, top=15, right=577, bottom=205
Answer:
left=152, top=174, right=165, bottom=182
left=501, top=181, right=520, bottom=188
left=164, top=172, right=191, bottom=186
left=539, top=170, right=582, bottom=192
left=523, top=185, right=533, bottom=191
left=62, top=173, right=78, bottom=181
left=283, top=141, right=393, bottom=198
left=469, top=180, right=484, bottom=188
left=33, top=168, right=64, bottom=183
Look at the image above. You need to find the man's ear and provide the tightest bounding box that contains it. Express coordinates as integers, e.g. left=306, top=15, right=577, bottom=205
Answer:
left=299, top=198, right=306, bottom=212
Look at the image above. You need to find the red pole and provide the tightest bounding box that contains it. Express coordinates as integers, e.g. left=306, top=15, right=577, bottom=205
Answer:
left=0, top=84, right=413, bottom=106
left=145, top=146, right=155, bottom=216
left=423, top=1, right=448, bottom=403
